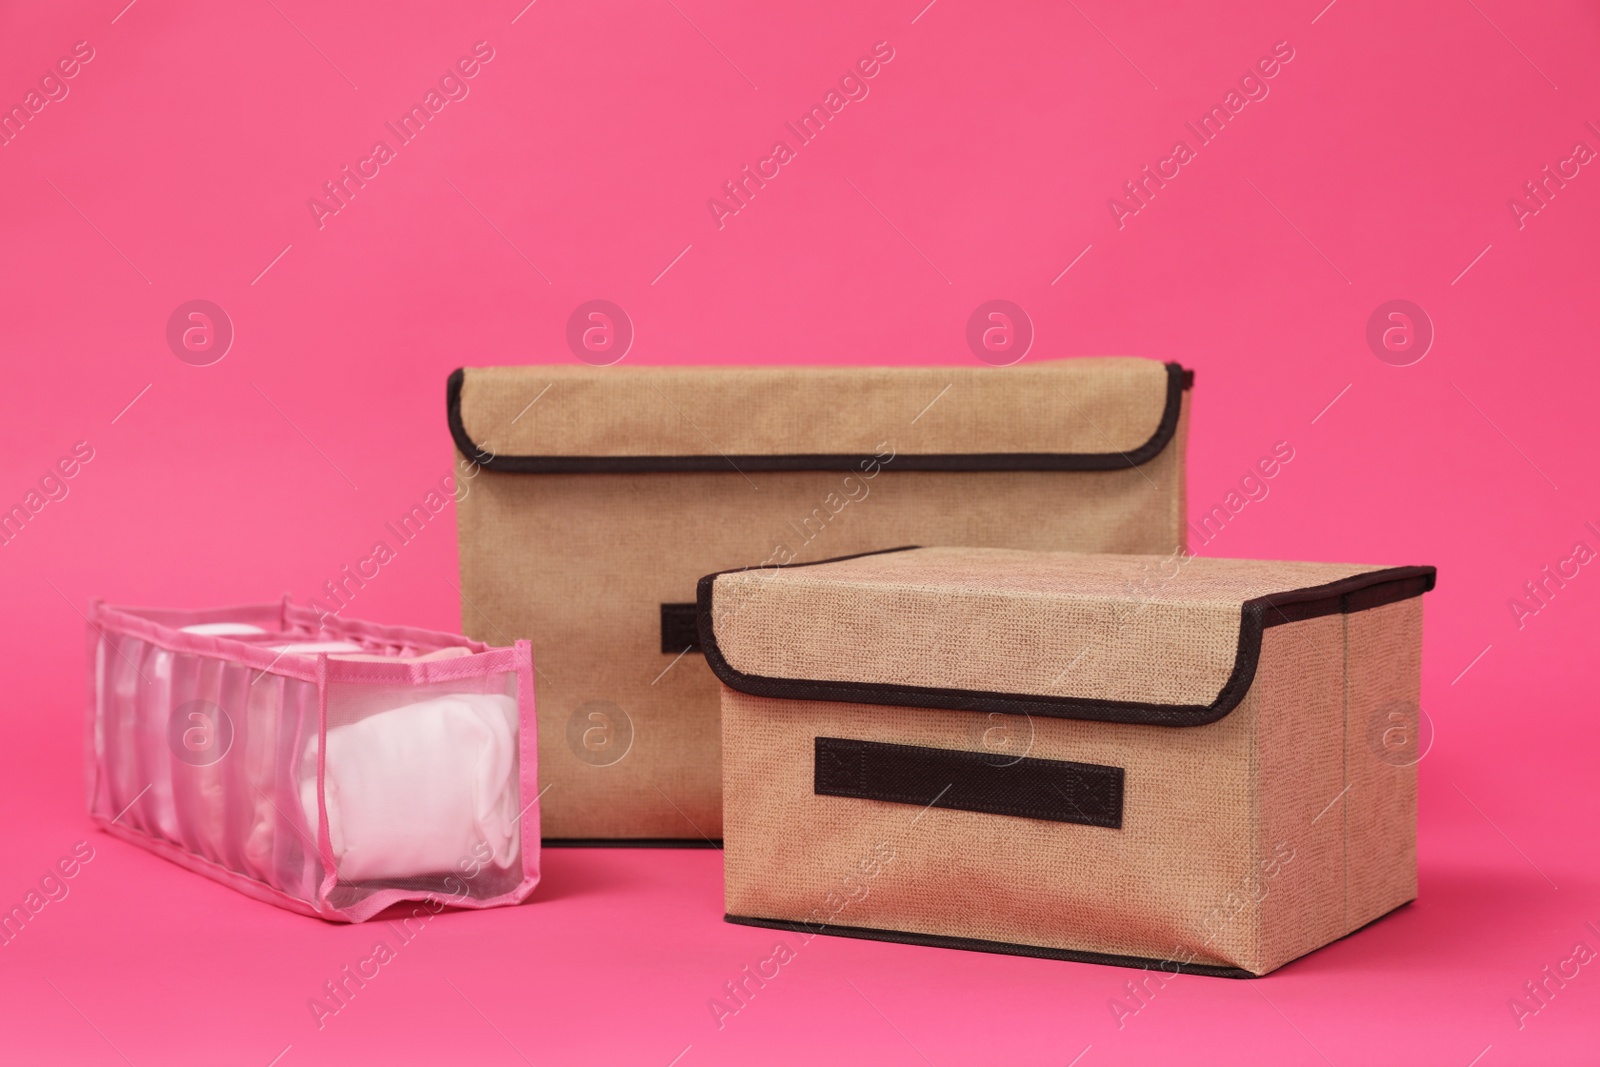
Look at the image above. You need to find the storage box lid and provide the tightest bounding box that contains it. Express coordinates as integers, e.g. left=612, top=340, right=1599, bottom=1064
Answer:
left=698, top=547, right=1435, bottom=726
left=448, top=359, right=1188, bottom=473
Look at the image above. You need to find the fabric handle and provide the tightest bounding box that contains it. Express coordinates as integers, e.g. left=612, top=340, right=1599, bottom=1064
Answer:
left=660, top=603, right=701, bottom=654
left=813, top=736, right=1124, bottom=829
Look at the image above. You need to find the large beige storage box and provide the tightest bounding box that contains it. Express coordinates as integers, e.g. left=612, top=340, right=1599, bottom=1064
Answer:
left=449, top=360, right=1191, bottom=841
left=702, top=547, right=1435, bottom=976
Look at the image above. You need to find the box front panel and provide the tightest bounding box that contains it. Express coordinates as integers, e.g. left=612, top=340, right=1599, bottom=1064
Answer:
left=458, top=435, right=1186, bottom=839
left=720, top=689, right=1258, bottom=969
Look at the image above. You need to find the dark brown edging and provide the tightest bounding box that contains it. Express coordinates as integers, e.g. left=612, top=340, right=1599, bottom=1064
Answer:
left=697, top=549, right=1436, bottom=728
left=543, top=838, right=723, bottom=849
left=724, top=914, right=1257, bottom=979
left=446, top=363, right=1190, bottom=473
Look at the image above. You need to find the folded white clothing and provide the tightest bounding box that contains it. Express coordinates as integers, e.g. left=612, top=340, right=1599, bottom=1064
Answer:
left=299, top=692, right=521, bottom=882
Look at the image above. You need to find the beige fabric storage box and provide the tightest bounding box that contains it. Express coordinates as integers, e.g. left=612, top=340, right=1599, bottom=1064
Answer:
left=448, top=360, right=1191, bottom=842
left=701, top=546, right=1435, bottom=976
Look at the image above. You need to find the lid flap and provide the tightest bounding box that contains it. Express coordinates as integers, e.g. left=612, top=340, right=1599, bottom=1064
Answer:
left=449, top=359, right=1188, bottom=473
left=699, top=547, right=1435, bottom=726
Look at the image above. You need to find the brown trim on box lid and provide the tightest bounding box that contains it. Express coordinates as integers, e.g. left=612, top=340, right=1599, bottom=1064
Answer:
left=446, top=363, right=1191, bottom=474
left=696, top=548, right=1436, bottom=728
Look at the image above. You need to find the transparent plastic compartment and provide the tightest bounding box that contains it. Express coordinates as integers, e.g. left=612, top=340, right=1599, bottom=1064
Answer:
left=86, top=598, right=539, bottom=922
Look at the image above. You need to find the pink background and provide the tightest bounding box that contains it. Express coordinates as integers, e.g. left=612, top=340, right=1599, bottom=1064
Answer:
left=3, top=0, right=1598, bottom=1062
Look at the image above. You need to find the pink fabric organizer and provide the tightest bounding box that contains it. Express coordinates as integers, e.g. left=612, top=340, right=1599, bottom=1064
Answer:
left=85, top=598, right=539, bottom=922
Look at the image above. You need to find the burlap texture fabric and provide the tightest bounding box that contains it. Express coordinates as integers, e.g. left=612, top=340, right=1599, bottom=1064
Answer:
left=452, top=361, right=1190, bottom=840
left=712, top=549, right=1429, bottom=976
left=709, top=548, right=1384, bottom=707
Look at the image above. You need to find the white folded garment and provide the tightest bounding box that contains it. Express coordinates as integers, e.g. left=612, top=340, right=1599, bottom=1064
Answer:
left=299, top=692, right=521, bottom=882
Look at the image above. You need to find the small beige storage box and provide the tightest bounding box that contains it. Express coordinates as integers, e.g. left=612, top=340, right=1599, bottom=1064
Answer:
left=701, top=547, right=1435, bottom=977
